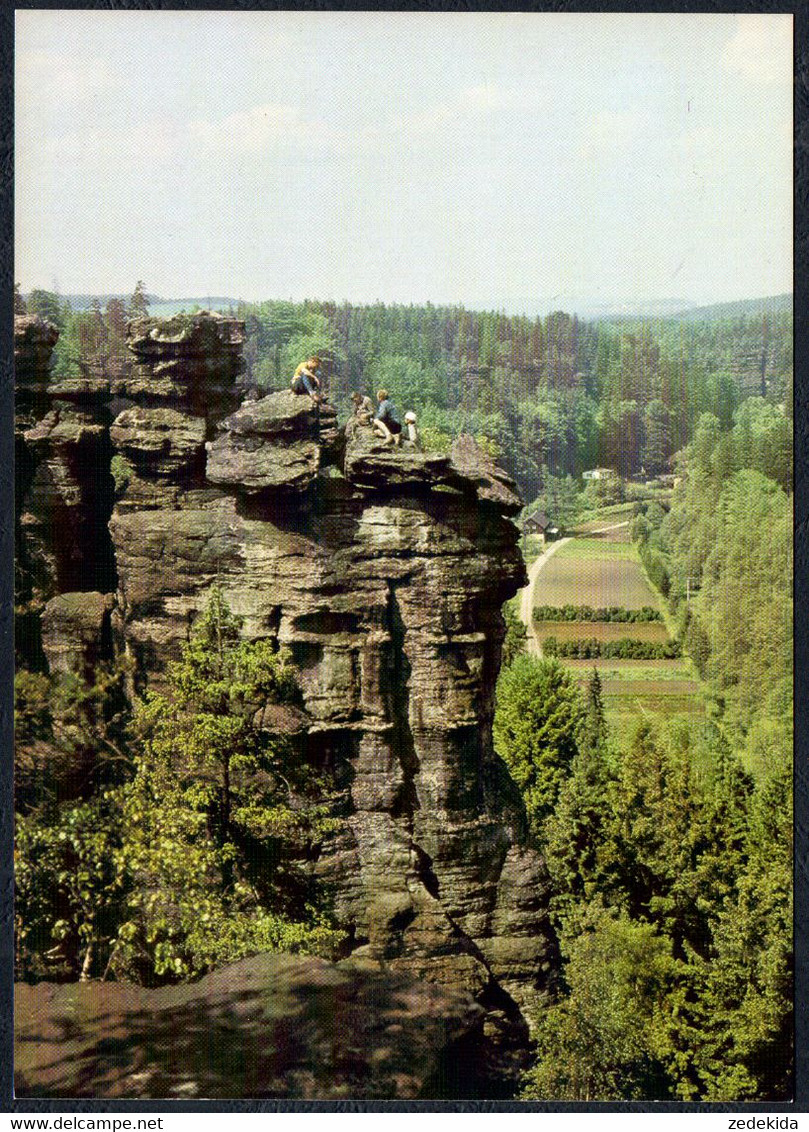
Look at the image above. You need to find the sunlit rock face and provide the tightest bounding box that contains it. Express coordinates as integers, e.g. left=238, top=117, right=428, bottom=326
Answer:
left=16, top=312, right=556, bottom=1029
left=206, top=390, right=339, bottom=494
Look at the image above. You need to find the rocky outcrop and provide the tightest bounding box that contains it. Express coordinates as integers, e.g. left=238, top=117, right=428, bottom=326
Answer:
left=15, top=953, right=486, bottom=1099
left=343, top=419, right=460, bottom=491
left=449, top=433, right=522, bottom=514
left=109, top=396, right=552, bottom=1022
left=206, top=390, right=338, bottom=494
left=15, top=315, right=116, bottom=604
left=40, top=591, right=114, bottom=679
left=16, top=312, right=557, bottom=1042
left=14, top=315, right=59, bottom=387
left=109, top=407, right=206, bottom=476
left=341, top=423, right=522, bottom=515
left=119, top=312, right=243, bottom=412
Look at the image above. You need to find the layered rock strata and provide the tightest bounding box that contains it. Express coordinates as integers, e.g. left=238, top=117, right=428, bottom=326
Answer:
left=207, top=389, right=339, bottom=493
left=15, top=316, right=116, bottom=604
left=17, top=312, right=556, bottom=1031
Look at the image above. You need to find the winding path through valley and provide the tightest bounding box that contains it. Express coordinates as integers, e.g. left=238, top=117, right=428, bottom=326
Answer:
left=517, top=521, right=630, bottom=656
left=518, top=538, right=570, bottom=655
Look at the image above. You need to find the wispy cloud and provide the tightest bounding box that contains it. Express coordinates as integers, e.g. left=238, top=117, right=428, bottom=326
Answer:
left=721, top=14, right=792, bottom=85
left=676, top=117, right=791, bottom=168
left=16, top=49, right=113, bottom=107
left=33, top=103, right=341, bottom=171
left=33, top=117, right=181, bottom=171
left=400, top=83, right=550, bottom=136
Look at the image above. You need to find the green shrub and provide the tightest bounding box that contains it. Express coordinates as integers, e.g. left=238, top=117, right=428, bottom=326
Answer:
left=15, top=670, right=52, bottom=741
left=547, top=638, right=680, bottom=660
left=534, top=605, right=661, bottom=624
left=110, top=454, right=134, bottom=495
left=502, top=601, right=528, bottom=667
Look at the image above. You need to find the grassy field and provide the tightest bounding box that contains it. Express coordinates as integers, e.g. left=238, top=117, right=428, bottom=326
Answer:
left=534, top=536, right=661, bottom=610
left=535, top=620, right=670, bottom=643
left=571, top=502, right=637, bottom=530
left=533, top=523, right=706, bottom=730
left=563, top=659, right=695, bottom=679
left=554, top=539, right=638, bottom=560
left=563, top=657, right=705, bottom=728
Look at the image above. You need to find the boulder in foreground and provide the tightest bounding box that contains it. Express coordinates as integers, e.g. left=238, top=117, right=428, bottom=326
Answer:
left=15, top=953, right=485, bottom=1099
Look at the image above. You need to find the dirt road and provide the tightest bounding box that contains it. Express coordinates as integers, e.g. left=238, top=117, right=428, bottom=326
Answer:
left=518, top=538, right=570, bottom=654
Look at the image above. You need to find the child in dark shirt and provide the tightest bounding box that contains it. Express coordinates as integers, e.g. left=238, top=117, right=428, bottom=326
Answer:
left=372, top=389, right=402, bottom=446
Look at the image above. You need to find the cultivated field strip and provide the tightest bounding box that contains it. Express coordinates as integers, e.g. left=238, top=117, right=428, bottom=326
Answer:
left=533, top=620, right=670, bottom=643
left=530, top=525, right=705, bottom=727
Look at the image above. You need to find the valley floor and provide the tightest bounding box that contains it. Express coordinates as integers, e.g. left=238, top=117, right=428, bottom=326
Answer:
left=517, top=515, right=707, bottom=731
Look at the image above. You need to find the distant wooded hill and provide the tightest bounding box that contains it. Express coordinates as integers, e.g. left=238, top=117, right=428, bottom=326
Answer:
left=23, top=292, right=792, bottom=324
left=667, top=293, right=792, bottom=322
left=31, top=293, right=242, bottom=315
left=579, top=293, right=792, bottom=322
left=20, top=285, right=792, bottom=505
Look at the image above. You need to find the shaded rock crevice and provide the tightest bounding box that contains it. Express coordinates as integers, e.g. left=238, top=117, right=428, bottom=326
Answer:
left=15, top=318, right=119, bottom=612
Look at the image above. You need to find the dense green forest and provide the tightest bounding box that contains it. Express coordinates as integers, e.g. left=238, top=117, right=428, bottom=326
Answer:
left=494, top=384, right=792, bottom=1099
left=21, top=285, right=792, bottom=502
left=15, top=590, right=344, bottom=985
left=16, top=284, right=793, bottom=1100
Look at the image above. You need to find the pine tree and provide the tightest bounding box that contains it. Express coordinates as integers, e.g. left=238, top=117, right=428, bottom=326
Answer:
left=26, top=288, right=65, bottom=329
left=493, top=655, right=584, bottom=835
left=129, top=280, right=150, bottom=318
left=689, top=764, right=793, bottom=1100
left=580, top=667, right=607, bottom=757
left=113, top=589, right=343, bottom=981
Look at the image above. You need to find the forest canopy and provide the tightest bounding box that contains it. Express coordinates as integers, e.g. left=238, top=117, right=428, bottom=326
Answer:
left=21, top=288, right=792, bottom=502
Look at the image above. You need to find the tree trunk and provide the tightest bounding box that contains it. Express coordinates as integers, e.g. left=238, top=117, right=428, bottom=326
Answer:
left=80, top=938, right=94, bottom=981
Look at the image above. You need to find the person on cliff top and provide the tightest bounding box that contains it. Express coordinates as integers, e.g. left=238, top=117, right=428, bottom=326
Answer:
left=351, top=391, right=375, bottom=423
left=291, top=356, right=323, bottom=403
left=403, top=410, right=422, bottom=450
left=372, top=388, right=403, bottom=446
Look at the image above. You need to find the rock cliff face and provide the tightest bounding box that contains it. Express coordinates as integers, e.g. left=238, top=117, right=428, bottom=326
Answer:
left=15, top=316, right=116, bottom=608
left=15, top=312, right=556, bottom=1033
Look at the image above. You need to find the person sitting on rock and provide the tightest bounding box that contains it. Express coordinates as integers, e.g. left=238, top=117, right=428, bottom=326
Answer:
left=291, top=356, right=323, bottom=402
left=372, top=389, right=403, bottom=446
left=403, top=410, right=422, bottom=450
left=350, top=391, right=375, bottom=424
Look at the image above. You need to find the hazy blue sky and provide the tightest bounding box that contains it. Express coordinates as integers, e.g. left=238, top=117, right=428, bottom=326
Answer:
left=15, top=10, right=792, bottom=312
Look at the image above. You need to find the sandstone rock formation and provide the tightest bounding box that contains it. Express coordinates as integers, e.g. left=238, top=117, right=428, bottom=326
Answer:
left=15, top=311, right=557, bottom=1049
left=15, top=953, right=485, bottom=1099
left=206, top=389, right=338, bottom=494
left=40, top=591, right=114, bottom=679
left=13, top=315, right=59, bottom=386
left=120, top=311, right=244, bottom=411
left=15, top=315, right=116, bottom=604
